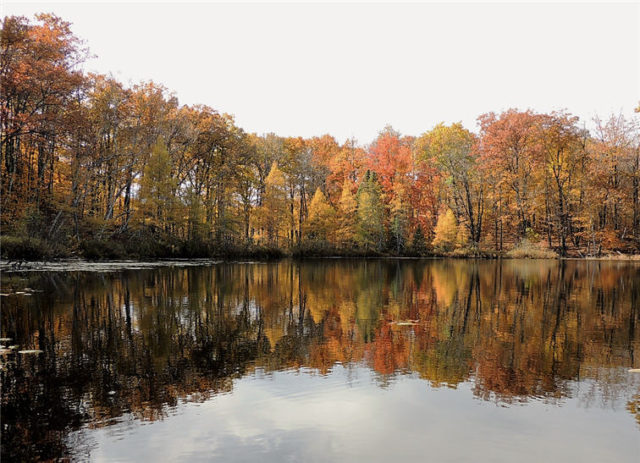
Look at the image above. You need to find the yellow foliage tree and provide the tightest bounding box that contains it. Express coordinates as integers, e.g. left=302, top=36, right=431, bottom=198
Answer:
left=138, top=138, right=177, bottom=231
left=456, top=222, right=470, bottom=249
left=432, top=208, right=457, bottom=252
left=306, top=188, right=336, bottom=243
left=254, top=162, right=288, bottom=246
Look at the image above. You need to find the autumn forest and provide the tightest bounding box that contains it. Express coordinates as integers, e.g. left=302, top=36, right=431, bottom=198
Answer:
left=3, top=14, right=640, bottom=260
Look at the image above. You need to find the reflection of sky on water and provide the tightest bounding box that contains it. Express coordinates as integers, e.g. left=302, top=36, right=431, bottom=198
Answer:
left=77, top=365, right=640, bottom=463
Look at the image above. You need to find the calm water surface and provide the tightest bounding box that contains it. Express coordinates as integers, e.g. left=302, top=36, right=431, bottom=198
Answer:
left=1, top=259, right=639, bottom=462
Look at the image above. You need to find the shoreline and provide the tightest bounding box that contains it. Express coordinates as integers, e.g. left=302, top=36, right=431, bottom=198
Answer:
left=3, top=254, right=640, bottom=273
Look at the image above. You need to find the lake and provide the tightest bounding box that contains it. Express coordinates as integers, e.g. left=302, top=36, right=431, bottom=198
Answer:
left=1, top=259, right=639, bottom=462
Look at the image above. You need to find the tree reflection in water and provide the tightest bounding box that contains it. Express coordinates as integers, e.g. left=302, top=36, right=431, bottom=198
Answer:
left=1, top=259, right=639, bottom=460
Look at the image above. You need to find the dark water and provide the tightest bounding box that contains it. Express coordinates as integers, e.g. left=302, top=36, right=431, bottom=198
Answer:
left=1, top=259, right=639, bottom=462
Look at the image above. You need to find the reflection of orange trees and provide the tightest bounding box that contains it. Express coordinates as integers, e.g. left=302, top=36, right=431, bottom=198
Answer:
left=473, top=339, right=571, bottom=402
left=2, top=259, right=640, bottom=461
left=306, top=313, right=411, bottom=378
left=469, top=261, right=639, bottom=402
left=307, top=306, right=364, bottom=374
left=628, top=393, right=640, bottom=428
left=365, top=322, right=410, bottom=376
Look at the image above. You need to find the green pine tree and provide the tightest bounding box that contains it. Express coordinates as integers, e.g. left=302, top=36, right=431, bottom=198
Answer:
left=411, top=224, right=428, bottom=256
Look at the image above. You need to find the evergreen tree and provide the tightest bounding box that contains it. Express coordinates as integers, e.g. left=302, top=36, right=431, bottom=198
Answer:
left=336, top=180, right=358, bottom=248
left=411, top=224, right=428, bottom=256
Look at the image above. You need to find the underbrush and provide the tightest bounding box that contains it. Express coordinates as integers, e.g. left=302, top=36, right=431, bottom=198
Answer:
left=506, top=239, right=558, bottom=259
left=448, top=246, right=497, bottom=258
left=0, top=235, right=54, bottom=260
left=292, top=241, right=392, bottom=258
left=81, top=239, right=128, bottom=260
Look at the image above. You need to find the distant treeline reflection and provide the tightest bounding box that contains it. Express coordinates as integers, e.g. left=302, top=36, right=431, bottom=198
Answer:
left=1, top=260, right=639, bottom=460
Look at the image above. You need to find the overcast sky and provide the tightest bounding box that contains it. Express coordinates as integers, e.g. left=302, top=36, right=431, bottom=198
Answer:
left=4, top=1, right=639, bottom=143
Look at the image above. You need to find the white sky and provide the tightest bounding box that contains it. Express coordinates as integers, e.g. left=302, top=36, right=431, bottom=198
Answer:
left=4, top=1, right=640, bottom=144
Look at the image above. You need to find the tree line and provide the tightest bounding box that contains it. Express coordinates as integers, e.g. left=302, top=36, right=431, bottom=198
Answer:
left=2, top=14, right=640, bottom=258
